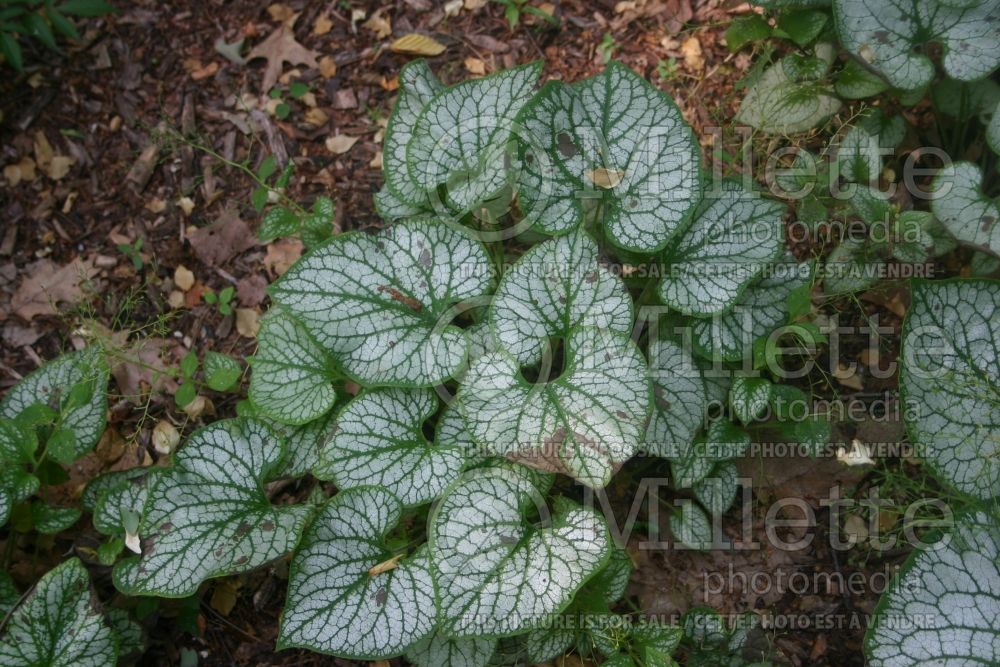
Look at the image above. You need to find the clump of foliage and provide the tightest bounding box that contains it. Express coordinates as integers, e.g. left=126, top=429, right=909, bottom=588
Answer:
left=0, top=0, right=115, bottom=71
left=2, top=0, right=1000, bottom=664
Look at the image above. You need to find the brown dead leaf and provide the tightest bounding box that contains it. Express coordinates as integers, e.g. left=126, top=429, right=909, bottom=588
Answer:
left=363, top=9, right=392, bottom=38
left=46, top=155, right=74, bottom=180
left=587, top=168, right=624, bottom=189
left=246, top=23, right=320, bottom=94
left=12, top=257, right=99, bottom=320
left=174, top=265, right=195, bottom=291
left=34, top=131, right=54, bottom=168
left=832, top=362, right=864, bottom=390
left=266, top=3, right=295, bottom=23
left=681, top=36, right=704, bottom=71
left=325, top=134, right=359, bottom=154
left=389, top=33, right=446, bottom=56
left=235, top=308, right=261, bottom=338
left=3, top=157, right=36, bottom=186
left=187, top=209, right=257, bottom=267
left=236, top=274, right=268, bottom=307
left=111, top=337, right=177, bottom=400
left=318, top=55, right=337, bottom=78
left=264, top=238, right=303, bottom=276
left=313, top=13, right=333, bottom=35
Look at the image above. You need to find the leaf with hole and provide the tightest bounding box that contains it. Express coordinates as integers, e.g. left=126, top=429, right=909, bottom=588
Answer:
left=112, top=418, right=313, bottom=596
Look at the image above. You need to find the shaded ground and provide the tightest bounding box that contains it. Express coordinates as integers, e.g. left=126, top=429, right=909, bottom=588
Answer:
left=0, top=0, right=939, bottom=665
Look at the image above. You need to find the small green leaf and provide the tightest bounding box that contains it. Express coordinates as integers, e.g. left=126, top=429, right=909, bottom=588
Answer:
left=174, top=382, right=196, bottom=408
left=113, top=418, right=313, bottom=597
left=0, top=558, right=118, bottom=666
left=31, top=501, right=81, bottom=534
left=736, top=46, right=841, bottom=133
left=834, top=58, right=889, bottom=99
left=288, top=81, right=309, bottom=98
left=692, top=461, right=739, bottom=517
left=257, top=155, right=277, bottom=181
left=729, top=376, right=772, bottom=423
left=180, top=350, right=198, bottom=378
left=275, top=102, right=291, bottom=119
left=203, top=351, right=241, bottom=391
left=45, top=427, right=77, bottom=464
left=24, top=13, right=58, bottom=50
left=725, top=14, right=772, bottom=51
left=259, top=206, right=299, bottom=242
left=278, top=486, right=436, bottom=659
left=251, top=185, right=269, bottom=212
left=0, top=31, right=23, bottom=72
left=429, top=465, right=611, bottom=638
left=776, top=9, right=828, bottom=47
left=0, top=468, right=39, bottom=528
left=57, top=0, right=116, bottom=17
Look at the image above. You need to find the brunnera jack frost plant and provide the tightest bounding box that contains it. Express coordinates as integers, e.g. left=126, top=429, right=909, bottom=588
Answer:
left=3, top=39, right=998, bottom=665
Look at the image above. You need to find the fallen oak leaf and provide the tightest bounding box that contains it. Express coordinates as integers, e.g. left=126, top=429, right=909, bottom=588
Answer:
left=12, top=256, right=99, bottom=320
left=246, top=23, right=320, bottom=94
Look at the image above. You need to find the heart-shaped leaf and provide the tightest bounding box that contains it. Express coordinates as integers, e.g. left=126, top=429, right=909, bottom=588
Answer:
left=658, top=185, right=785, bottom=316
left=900, top=279, right=1000, bottom=500
left=730, top=376, right=773, bottom=423
left=278, top=486, right=435, bottom=659
left=249, top=307, right=338, bottom=425
left=456, top=327, right=651, bottom=487
left=406, top=630, right=497, bottom=667
left=491, top=230, right=633, bottom=366
left=692, top=461, right=740, bottom=517
left=270, top=219, right=493, bottom=387
left=670, top=419, right=750, bottom=489
left=113, top=418, right=313, bottom=596
left=428, top=465, right=611, bottom=638
left=931, top=161, right=1000, bottom=254
left=736, top=49, right=841, bottom=134
left=314, top=388, right=468, bottom=506
left=0, top=558, right=117, bottom=667
left=866, top=511, right=1000, bottom=666
left=515, top=60, right=701, bottom=253
left=645, top=339, right=708, bottom=460
left=833, top=0, right=1000, bottom=91
left=0, top=347, right=108, bottom=461
left=835, top=110, right=906, bottom=183
left=691, top=254, right=814, bottom=362
left=383, top=60, right=444, bottom=209
left=408, top=63, right=541, bottom=213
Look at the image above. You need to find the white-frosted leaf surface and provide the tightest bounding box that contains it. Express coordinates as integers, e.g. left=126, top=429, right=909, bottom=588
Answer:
left=375, top=185, right=427, bottom=221
left=931, top=162, right=1000, bottom=253
left=278, top=486, right=435, bottom=659
left=692, top=255, right=813, bottom=362
left=692, top=461, right=739, bottom=517
left=0, top=559, right=117, bottom=667
left=671, top=420, right=750, bottom=489
left=525, top=625, right=575, bottom=663
left=515, top=60, right=701, bottom=253
left=866, top=511, right=1000, bottom=666
left=271, top=219, right=493, bottom=387
left=0, top=347, right=108, bottom=459
left=408, top=63, right=541, bottom=213
left=406, top=630, right=496, bottom=667
left=589, top=545, right=633, bottom=604
left=0, top=571, right=18, bottom=618
left=645, top=339, right=707, bottom=460
left=491, top=230, right=632, bottom=366
left=92, top=470, right=154, bottom=537
left=900, top=279, right=1000, bottom=499
left=457, top=327, right=650, bottom=487
left=989, top=100, right=1000, bottom=155
left=276, top=411, right=337, bottom=478
left=314, top=388, right=466, bottom=506
left=384, top=60, right=444, bottom=208
left=735, top=59, right=841, bottom=134
left=669, top=501, right=713, bottom=550
left=429, top=466, right=610, bottom=638
left=659, top=186, right=785, bottom=315
left=729, top=377, right=772, bottom=423
left=113, top=418, right=312, bottom=596
left=249, top=308, right=337, bottom=425
left=833, top=0, right=1000, bottom=91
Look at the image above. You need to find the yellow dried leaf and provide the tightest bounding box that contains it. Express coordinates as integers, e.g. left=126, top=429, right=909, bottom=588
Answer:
left=313, top=13, right=333, bottom=35
left=389, top=33, right=446, bottom=56
left=304, top=107, right=329, bottom=127
left=587, top=167, right=624, bottom=189
left=681, top=36, right=704, bottom=72
left=4, top=157, right=36, bottom=186
left=266, top=3, right=295, bottom=23
left=46, top=155, right=74, bottom=180
left=363, top=9, right=392, bottom=39
left=368, top=554, right=404, bottom=576
left=235, top=308, right=261, bottom=338
left=34, top=131, right=54, bottom=168
left=325, top=134, right=359, bottom=154
left=177, top=196, right=196, bottom=216
left=319, top=55, right=338, bottom=78
left=464, top=57, right=486, bottom=76
left=174, top=265, right=195, bottom=291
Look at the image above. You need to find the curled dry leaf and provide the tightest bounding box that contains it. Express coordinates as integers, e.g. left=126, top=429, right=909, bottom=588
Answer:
left=151, top=419, right=180, bottom=455
left=389, top=33, right=446, bottom=57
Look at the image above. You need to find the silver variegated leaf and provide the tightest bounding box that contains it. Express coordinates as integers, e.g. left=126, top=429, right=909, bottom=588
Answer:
left=0, top=347, right=108, bottom=460
left=659, top=184, right=785, bottom=316
left=113, top=418, right=313, bottom=596
left=866, top=511, right=1000, bottom=666
left=384, top=59, right=444, bottom=208
left=645, top=339, right=708, bottom=460
left=491, top=229, right=632, bottom=366
left=833, top=0, right=1000, bottom=91
left=0, top=559, right=117, bottom=667
left=691, top=254, right=813, bottom=362
left=515, top=60, right=701, bottom=253
left=271, top=219, right=494, bottom=387
left=900, top=279, right=1000, bottom=499
left=406, top=630, right=497, bottom=667
left=278, top=486, right=435, bottom=659
left=408, top=63, right=541, bottom=213
left=249, top=307, right=338, bottom=425
left=735, top=48, right=841, bottom=134
left=669, top=501, right=713, bottom=550
left=456, top=327, right=651, bottom=488
left=525, top=624, right=575, bottom=664
left=314, top=388, right=467, bottom=506
left=692, top=461, right=740, bottom=517
left=429, top=465, right=610, bottom=638
left=931, top=161, right=1000, bottom=253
